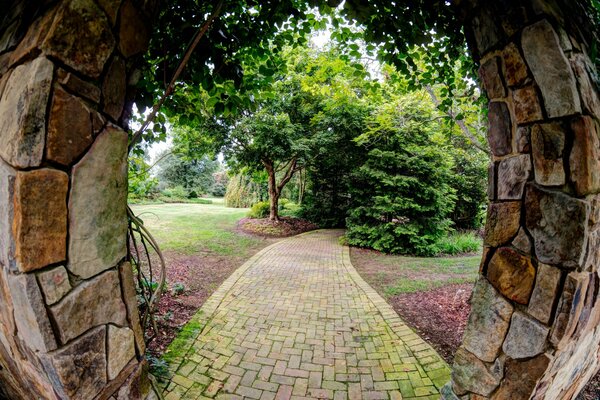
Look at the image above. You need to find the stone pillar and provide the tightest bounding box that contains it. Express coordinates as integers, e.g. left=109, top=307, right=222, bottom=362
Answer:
left=444, top=1, right=600, bottom=399
left=0, top=1, right=156, bottom=399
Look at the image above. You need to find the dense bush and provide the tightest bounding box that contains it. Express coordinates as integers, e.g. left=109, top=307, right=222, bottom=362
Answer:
left=248, top=201, right=270, bottom=218
left=345, top=97, right=456, bottom=256
left=225, top=173, right=265, bottom=208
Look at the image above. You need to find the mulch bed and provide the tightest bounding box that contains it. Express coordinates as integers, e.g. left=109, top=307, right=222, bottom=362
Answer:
left=237, top=217, right=318, bottom=237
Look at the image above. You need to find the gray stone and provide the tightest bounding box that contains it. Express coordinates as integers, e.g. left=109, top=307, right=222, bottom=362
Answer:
left=491, top=354, right=551, bottom=400
left=484, top=201, right=520, bottom=247
left=551, top=272, right=589, bottom=348
left=7, top=273, right=57, bottom=352
left=522, top=20, right=581, bottom=118
left=50, top=270, right=127, bottom=344
left=68, top=125, right=128, bottom=279
left=0, top=57, right=53, bottom=168
left=108, top=325, right=135, bottom=381
left=41, top=0, right=115, bottom=78
left=531, top=122, right=566, bottom=186
left=471, top=8, right=501, bottom=55
left=42, top=325, right=107, bottom=400
left=462, top=278, right=513, bottom=362
left=479, top=57, right=505, bottom=99
left=119, top=262, right=145, bottom=355
left=497, top=155, right=531, bottom=200
left=488, top=102, right=512, bottom=157
left=502, top=312, right=549, bottom=359
left=452, top=348, right=502, bottom=396
left=516, top=126, right=531, bottom=153
left=0, top=159, right=16, bottom=270
left=56, top=68, right=101, bottom=103
left=512, top=227, right=532, bottom=254
left=102, top=57, right=126, bottom=120
left=525, top=183, right=589, bottom=267
left=570, top=53, right=600, bottom=118
left=37, top=266, right=71, bottom=305
left=488, top=163, right=496, bottom=200
left=570, top=116, right=600, bottom=196
left=528, top=263, right=562, bottom=324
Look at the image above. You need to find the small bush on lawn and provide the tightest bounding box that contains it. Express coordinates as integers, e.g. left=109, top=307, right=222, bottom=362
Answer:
left=248, top=201, right=270, bottom=218
left=161, top=186, right=189, bottom=199
left=435, top=231, right=482, bottom=255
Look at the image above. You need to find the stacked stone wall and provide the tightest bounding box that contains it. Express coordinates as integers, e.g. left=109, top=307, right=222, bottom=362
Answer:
left=445, top=1, right=600, bottom=399
left=0, top=1, right=156, bottom=399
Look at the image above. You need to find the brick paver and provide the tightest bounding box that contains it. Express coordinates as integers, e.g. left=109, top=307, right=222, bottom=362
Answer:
left=161, top=230, right=450, bottom=400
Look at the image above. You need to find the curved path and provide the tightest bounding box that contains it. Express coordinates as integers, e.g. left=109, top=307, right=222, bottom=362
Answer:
left=161, top=230, right=450, bottom=400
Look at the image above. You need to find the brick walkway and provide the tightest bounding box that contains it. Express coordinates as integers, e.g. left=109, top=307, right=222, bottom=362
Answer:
left=161, top=230, right=450, bottom=400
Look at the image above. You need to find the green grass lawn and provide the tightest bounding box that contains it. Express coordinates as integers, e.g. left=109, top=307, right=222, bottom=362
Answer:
left=130, top=202, right=266, bottom=256
left=351, top=248, right=481, bottom=296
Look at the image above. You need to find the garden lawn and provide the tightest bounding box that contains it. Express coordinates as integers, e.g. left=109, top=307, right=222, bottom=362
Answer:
left=130, top=202, right=279, bottom=356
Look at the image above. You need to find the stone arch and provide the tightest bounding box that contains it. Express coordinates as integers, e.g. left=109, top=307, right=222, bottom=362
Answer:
left=0, top=1, right=599, bottom=399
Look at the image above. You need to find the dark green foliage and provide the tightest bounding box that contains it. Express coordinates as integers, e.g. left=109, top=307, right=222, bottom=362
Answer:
left=345, top=97, right=456, bottom=256
left=157, top=152, right=220, bottom=195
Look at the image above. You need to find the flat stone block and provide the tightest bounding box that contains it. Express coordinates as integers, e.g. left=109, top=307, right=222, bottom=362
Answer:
left=497, top=155, right=531, bottom=200
left=462, top=278, right=513, bottom=362
left=13, top=169, right=68, bottom=272
left=528, top=263, right=561, bottom=324
left=0, top=57, right=53, bottom=168
left=487, top=247, right=535, bottom=305
left=37, top=265, right=71, bottom=305
left=531, top=122, right=565, bottom=186
left=570, top=116, right=600, bottom=196
left=484, top=202, right=520, bottom=247
left=488, top=102, right=512, bottom=157
left=108, top=325, right=136, bottom=380
left=50, top=269, right=127, bottom=344
left=451, top=348, right=501, bottom=396
left=68, top=125, right=128, bottom=279
left=522, top=19, right=581, bottom=118
left=502, top=312, right=549, bottom=359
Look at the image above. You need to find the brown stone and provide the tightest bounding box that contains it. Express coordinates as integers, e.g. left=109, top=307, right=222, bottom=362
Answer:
left=462, top=278, right=513, bottom=362
left=0, top=57, right=53, bottom=168
left=487, top=247, right=535, bottom=304
left=487, top=163, right=496, bottom=200
left=56, top=68, right=101, bottom=103
left=107, top=325, right=135, bottom=381
left=484, top=202, right=520, bottom=247
left=37, top=266, right=72, bottom=305
left=114, top=361, right=152, bottom=400
left=497, top=155, right=531, bottom=200
left=41, top=0, right=115, bottom=78
left=512, top=227, right=532, bottom=254
left=521, top=20, right=581, bottom=118
left=98, top=0, right=121, bottom=25
left=479, top=57, right=505, bottom=99
left=551, top=272, right=589, bottom=349
left=487, top=102, right=512, bottom=157
left=118, top=0, right=150, bottom=57
left=0, top=159, right=16, bottom=270
left=571, top=53, right=600, bottom=118
left=528, top=263, right=562, bottom=324
left=103, top=57, right=127, bottom=120
left=502, top=312, right=549, bottom=359
left=8, top=9, right=56, bottom=66
left=525, top=183, right=589, bottom=267
left=502, top=42, right=528, bottom=87
left=513, top=86, right=543, bottom=124
left=570, top=116, right=600, bottom=196
left=50, top=270, right=128, bottom=344
left=451, top=348, right=501, bottom=396
left=68, top=126, right=128, bottom=279
left=516, top=126, right=530, bottom=153
left=7, top=273, right=57, bottom=352
left=531, top=122, right=566, bottom=186
left=491, top=354, right=551, bottom=400
left=13, top=169, right=68, bottom=272
left=47, top=86, right=95, bottom=166
left=119, top=262, right=146, bottom=355
left=42, top=326, right=107, bottom=400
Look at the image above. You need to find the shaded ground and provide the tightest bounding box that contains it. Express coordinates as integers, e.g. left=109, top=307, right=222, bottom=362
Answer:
left=350, top=247, right=600, bottom=399
left=237, top=216, right=318, bottom=237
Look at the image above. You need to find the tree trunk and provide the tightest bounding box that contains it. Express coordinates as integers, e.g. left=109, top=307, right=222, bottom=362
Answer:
left=265, top=162, right=280, bottom=221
